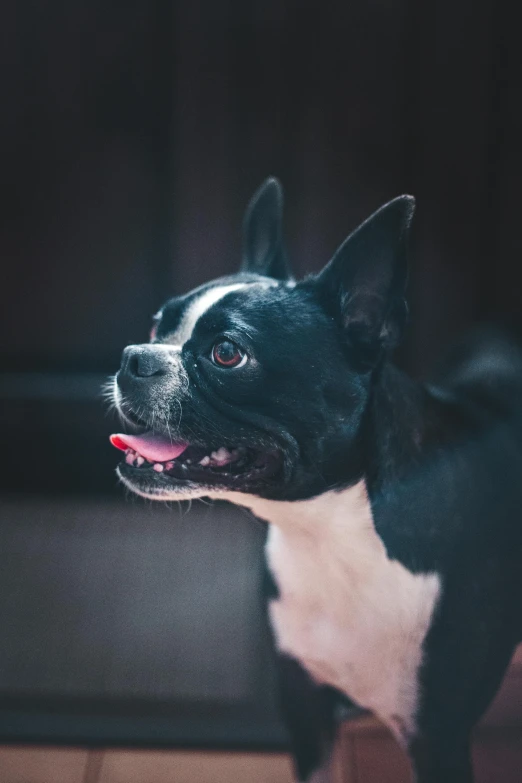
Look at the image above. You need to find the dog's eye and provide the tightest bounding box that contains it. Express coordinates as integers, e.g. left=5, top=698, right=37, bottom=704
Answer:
left=211, top=340, right=247, bottom=368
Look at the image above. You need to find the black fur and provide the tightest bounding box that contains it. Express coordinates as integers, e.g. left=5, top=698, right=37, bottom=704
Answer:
left=112, top=178, right=522, bottom=782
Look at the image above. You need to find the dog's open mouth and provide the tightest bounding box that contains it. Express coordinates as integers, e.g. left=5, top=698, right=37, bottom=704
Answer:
left=110, top=431, right=282, bottom=489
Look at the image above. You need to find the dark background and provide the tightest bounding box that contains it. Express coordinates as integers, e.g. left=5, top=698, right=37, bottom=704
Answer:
left=0, top=0, right=521, bottom=749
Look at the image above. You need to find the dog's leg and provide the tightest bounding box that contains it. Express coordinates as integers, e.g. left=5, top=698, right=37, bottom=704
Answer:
left=409, top=733, right=473, bottom=783
left=276, top=654, right=338, bottom=783
left=305, top=762, right=333, bottom=783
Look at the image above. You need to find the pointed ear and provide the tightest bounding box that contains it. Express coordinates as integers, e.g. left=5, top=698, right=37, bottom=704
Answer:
left=241, top=177, right=290, bottom=280
left=316, top=195, right=415, bottom=363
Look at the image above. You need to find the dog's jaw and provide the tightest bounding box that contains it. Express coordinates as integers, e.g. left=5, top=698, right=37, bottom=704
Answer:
left=117, top=466, right=217, bottom=502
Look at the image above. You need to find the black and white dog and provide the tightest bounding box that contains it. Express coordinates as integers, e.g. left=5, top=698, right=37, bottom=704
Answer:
left=109, top=178, right=522, bottom=783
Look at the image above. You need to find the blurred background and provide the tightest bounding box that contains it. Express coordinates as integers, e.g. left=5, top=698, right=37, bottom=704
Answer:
left=1, top=0, right=522, bottom=779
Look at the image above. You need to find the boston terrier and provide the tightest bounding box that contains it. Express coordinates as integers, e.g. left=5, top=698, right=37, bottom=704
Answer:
left=109, top=178, right=522, bottom=783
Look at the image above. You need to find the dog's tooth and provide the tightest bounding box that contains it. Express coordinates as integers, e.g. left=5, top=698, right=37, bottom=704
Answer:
left=219, top=447, right=231, bottom=459
left=136, top=456, right=144, bottom=467
left=165, top=461, right=174, bottom=470
left=181, top=463, right=188, bottom=471
left=126, top=452, right=135, bottom=465
left=199, top=456, right=211, bottom=466
left=153, top=463, right=164, bottom=472
left=211, top=447, right=231, bottom=464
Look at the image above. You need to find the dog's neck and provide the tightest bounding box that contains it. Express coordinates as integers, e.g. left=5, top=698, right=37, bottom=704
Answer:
left=224, top=477, right=370, bottom=529
left=362, top=362, right=437, bottom=491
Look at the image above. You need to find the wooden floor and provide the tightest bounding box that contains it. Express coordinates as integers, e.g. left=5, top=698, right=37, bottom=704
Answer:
left=0, top=748, right=295, bottom=783
left=1, top=738, right=522, bottom=783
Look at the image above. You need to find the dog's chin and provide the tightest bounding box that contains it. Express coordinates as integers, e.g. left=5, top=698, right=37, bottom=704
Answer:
left=117, top=467, right=221, bottom=501
left=115, top=445, right=284, bottom=502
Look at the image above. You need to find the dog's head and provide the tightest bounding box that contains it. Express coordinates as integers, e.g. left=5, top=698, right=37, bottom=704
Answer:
left=109, top=178, right=414, bottom=502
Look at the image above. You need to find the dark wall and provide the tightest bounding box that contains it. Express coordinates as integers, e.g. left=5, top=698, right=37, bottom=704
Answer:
left=169, top=0, right=522, bottom=370
left=0, top=496, right=285, bottom=748
left=1, top=0, right=173, bottom=375
left=2, top=1, right=522, bottom=383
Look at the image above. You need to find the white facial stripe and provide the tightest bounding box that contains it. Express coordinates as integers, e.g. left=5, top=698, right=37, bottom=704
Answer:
left=165, top=283, right=249, bottom=348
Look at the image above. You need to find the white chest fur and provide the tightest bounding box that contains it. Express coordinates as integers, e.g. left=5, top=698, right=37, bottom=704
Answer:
left=238, top=482, right=441, bottom=742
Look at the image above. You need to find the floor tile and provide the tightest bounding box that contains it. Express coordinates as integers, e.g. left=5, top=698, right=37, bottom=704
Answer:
left=0, top=746, right=88, bottom=783
left=98, top=750, right=294, bottom=783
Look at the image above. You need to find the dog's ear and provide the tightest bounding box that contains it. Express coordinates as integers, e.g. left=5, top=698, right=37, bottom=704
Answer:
left=241, top=177, right=290, bottom=280
left=316, top=195, right=415, bottom=364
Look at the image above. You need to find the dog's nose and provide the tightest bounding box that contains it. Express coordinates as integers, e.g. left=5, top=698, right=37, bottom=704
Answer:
left=120, top=345, right=169, bottom=380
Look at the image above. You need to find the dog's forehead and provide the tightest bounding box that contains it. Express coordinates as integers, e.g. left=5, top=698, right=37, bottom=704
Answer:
left=158, top=276, right=284, bottom=347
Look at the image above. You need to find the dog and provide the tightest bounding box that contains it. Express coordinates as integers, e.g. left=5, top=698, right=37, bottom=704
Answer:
left=109, top=178, right=522, bottom=782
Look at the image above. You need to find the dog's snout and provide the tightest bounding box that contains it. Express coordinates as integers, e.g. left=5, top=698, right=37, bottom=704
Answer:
left=120, top=345, right=169, bottom=380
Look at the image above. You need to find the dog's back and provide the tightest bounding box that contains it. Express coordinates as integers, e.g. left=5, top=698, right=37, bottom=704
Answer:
left=431, top=327, right=522, bottom=419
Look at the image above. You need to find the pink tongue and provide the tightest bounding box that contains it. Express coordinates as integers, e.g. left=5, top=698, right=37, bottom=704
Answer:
left=110, top=433, right=188, bottom=462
